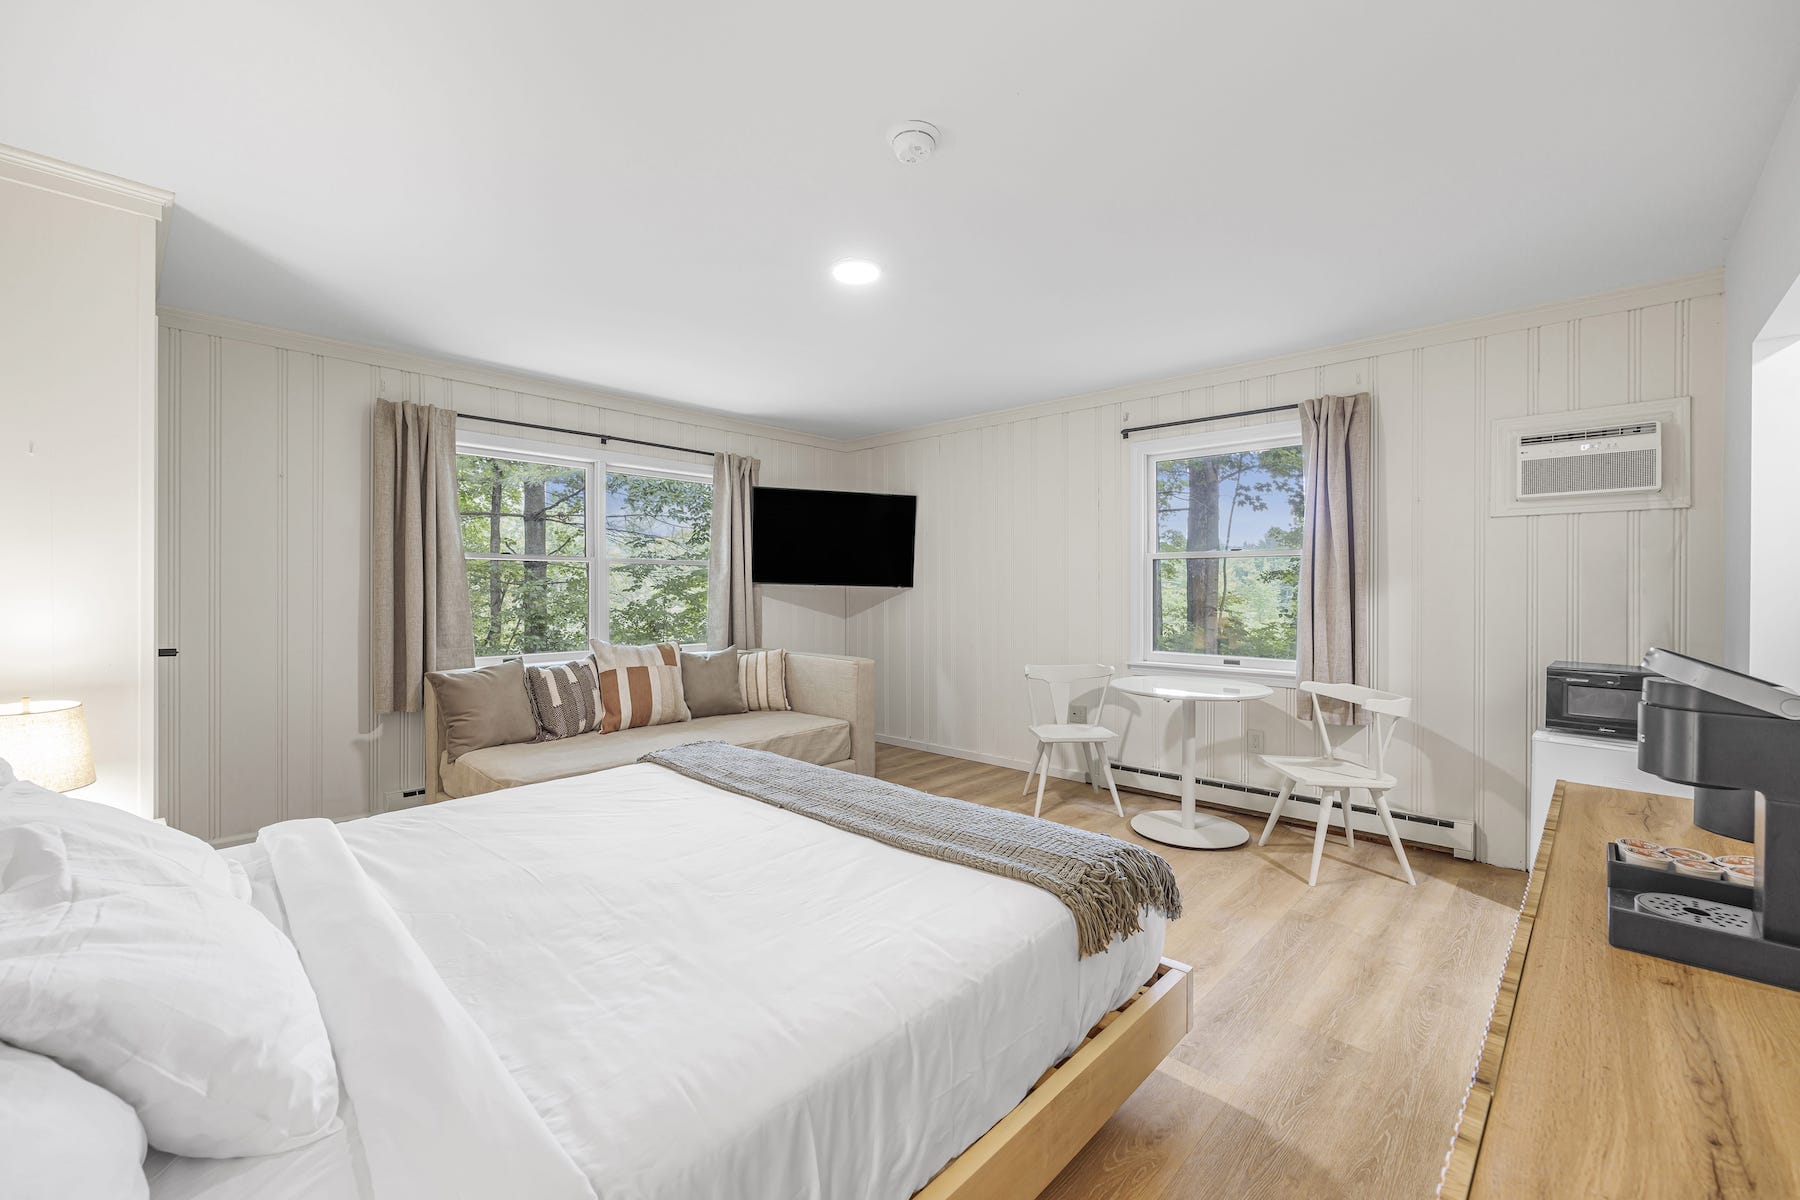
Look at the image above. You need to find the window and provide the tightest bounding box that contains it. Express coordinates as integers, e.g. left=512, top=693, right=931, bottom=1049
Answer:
left=1132, top=422, right=1305, bottom=677
left=456, top=441, right=711, bottom=658
left=603, top=470, right=712, bottom=645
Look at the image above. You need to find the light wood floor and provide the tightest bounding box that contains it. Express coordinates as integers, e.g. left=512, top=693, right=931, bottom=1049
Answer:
left=875, top=745, right=1526, bottom=1200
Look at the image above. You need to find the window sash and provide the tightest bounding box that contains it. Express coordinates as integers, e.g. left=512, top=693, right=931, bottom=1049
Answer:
left=457, top=438, right=713, bottom=658
left=1150, top=549, right=1298, bottom=561
left=1130, top=422, right=1304, bottom=677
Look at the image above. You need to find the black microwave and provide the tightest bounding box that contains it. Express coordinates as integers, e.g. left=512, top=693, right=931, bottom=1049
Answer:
left=1545, top=660, right=1653, bottom=741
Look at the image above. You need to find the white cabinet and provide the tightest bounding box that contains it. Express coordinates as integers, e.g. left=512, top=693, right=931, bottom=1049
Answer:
left=1528, top=730, right=1692, bottom=866
left=0, top=145, right=170, bottom=817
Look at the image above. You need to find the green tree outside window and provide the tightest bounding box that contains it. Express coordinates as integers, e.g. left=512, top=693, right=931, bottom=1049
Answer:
left=1152, top=444, right=1303, bottom=661
left=456, top=453, right=712, bottom=656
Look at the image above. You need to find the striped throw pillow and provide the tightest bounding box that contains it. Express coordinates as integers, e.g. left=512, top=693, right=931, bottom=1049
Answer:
left=524, top=658, right=603, bottom=741
left=596, top=661, right=691, bottom=732
left=739, top=648, right=790, bottom=712
left=590, top=639, right=683, bottom=670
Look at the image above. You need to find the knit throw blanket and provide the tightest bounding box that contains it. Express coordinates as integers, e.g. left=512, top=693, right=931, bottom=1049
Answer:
left=641, top=741, right=1182, bottom=958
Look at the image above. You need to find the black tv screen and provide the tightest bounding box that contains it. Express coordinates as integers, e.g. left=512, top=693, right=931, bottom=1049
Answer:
left=752, top=487, right=916, bottom=587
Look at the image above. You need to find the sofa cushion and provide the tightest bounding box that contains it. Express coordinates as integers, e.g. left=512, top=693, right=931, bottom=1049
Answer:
left=426, top=660, right=538, bottom=761
left=680, top=647, right=746, bottom=718
left=441, top=711, right=852, bottom=797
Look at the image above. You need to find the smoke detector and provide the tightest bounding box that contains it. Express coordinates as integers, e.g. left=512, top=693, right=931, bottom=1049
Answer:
left=890, top=120, right=940, bottom=165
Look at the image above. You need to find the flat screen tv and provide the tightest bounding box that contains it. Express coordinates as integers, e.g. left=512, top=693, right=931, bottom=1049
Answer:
left=751, top=486, right=916, bottom=587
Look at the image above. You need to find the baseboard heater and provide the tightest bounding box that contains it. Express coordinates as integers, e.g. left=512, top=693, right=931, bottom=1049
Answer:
left=1111, top=761, right=1476, bottom=860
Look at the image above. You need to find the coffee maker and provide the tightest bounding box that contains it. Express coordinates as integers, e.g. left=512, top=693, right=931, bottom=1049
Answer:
left=1614, top=648, right=1800, bottom=990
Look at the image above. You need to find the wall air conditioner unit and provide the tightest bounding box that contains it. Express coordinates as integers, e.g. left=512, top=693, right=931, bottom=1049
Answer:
left=1516, top=421, right=1661, bottom=501
left=1489, top=397, right=1690, bottom=518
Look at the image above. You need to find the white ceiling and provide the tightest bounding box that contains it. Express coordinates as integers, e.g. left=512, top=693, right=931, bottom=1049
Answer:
left=4, top=2, right=1798, bottom=439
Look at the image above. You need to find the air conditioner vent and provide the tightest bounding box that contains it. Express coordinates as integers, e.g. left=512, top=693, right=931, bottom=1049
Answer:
left=1519, top=421, right=1659, bottom=446
left=1516, top=420, right=1661, bottom=500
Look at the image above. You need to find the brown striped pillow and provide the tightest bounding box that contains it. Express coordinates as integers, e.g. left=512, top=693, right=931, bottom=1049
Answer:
left=596, top=662, right=691, bottom=732
left=589, top=639, right=682, bottom=670
left=739, top=648, right=790, bottom=712
left=524, top=658, right=604, bottom=741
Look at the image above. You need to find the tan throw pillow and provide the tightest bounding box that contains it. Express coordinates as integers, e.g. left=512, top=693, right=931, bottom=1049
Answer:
left=739, top=648, right=790, bottom=712
left=590, top=639, right=682, bottom=670
left=426, top=660, right=538, bottom=761
left=596, top=661, right=690, bottom=732
left=524, top=658, right=604, bottom=740
left=680, top=647, right=746, bottom=718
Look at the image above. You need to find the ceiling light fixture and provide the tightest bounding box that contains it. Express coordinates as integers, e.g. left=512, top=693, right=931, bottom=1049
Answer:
left=831, top=259, right=881, bottom=285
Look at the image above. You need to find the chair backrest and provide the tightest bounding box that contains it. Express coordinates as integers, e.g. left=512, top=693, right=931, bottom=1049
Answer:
left=1299, top=680, right=1412, bottom=776
left=1024, top=664, right=1114, bottom=727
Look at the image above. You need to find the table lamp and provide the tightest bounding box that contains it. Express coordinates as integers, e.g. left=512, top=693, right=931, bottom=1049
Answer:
left=0, top=697, right=97, bottom=792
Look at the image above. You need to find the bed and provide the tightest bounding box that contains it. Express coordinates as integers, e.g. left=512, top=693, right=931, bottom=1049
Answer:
left=119, top=762, right=1185, bottom=1199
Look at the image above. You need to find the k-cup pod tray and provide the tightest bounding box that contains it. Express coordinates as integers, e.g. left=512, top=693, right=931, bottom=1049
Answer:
left=1606, top=843, right=1748, bottom=906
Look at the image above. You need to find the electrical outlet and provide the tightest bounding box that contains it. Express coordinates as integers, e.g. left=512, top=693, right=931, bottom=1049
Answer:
left=1069, top=704, right=1088, bottom=724
left=1246, top=729, right=1266, bottom=753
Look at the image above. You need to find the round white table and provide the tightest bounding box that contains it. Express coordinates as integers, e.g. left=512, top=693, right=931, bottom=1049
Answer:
left=1112, top=674, right=1274, bottom=850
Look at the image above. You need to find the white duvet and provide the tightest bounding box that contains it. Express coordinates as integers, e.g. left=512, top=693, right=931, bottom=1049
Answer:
left=146, top=763, right=1165, bottom=1200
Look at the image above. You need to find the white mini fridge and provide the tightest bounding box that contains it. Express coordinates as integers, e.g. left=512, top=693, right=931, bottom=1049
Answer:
left=1528, top=729, right=1693, bottom=868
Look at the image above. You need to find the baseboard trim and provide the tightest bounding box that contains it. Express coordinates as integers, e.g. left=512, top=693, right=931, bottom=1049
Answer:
left=876, top=735, right=1479, bottom=861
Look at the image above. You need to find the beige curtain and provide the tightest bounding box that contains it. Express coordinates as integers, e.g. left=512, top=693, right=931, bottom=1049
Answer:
left=1296, top=392, right=1373, bottom=723
left=707, top=452, right=761, bottom=649
left=373, top=399, right=474, bottom=714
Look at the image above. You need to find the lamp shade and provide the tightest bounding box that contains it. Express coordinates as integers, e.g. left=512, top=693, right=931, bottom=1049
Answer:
left=0, top=699, right=96, bottom=792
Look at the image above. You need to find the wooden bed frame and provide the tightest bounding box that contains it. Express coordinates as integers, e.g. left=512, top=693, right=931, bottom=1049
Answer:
left=916, top=957, right=1193, bottom=1200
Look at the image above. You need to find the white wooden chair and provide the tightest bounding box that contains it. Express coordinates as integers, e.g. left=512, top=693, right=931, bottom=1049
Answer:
left=1022, top=664, right=1124, bottom=820
left=1258, top=681, right=1415, bottom=887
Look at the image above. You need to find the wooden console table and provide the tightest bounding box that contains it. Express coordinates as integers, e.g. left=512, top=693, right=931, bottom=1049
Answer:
left=1441, top=781, right=1800, bottom=1199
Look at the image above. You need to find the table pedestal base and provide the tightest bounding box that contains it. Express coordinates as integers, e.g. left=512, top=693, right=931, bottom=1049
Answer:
left=1130, top=808, right=1249, bottom=850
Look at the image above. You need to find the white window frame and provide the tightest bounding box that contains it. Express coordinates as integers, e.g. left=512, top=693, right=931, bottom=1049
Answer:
left=1128, top=419, right=1304, bottom=684
left=456, top=430, right=712, bottom=664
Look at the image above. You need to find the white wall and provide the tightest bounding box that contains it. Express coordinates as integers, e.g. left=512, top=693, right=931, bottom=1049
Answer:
left=157, top=310, right=850, bottom=843
left=841, top=274, right=1727, bottom=870
left=1750, top=335, right=1800, bottom=683
left=157, top=272, right=1728, bottom=860
left=0, top=147, right=169, bottom=816
left=1725, top=77, right=1800, bottom=669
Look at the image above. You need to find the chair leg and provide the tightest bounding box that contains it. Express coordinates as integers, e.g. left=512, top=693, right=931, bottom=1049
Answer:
left=1022, top=744, right=1045, bottom=796
left=1083, top=743, right=1099, bottom=792
left=1374, top=791, right=1416, bottom=886
left=1260, top=779, right=1294, bottom=846
left=1343, top=789, right=1355, bottom=849
left=1034, top=755, right=1050, bottom=819
left=1309, top=788, right=1336, bottom=886
left=1098, top=751, right=1123, bottom=818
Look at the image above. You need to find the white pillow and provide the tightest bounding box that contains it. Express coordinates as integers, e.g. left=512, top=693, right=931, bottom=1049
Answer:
left=0, top=1041, right=149, bottom=1200
left=0, top=783, right=340, bottom=1158
left=0, top=765, right=238, bottom=896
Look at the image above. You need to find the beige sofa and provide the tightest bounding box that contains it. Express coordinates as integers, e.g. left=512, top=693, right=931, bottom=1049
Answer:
left=423, top=652, right=876, bottom=803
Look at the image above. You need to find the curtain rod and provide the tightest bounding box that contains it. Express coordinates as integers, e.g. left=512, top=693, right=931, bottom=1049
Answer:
left=1118, top=402, right=1299, bottom=439
left=455, top=412, right=717, bottom=458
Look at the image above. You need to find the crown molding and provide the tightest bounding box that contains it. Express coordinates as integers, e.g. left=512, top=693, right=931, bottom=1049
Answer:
left=0, top=143, right=175, bottom=274
left=0, top=143, right=174, bottom=219
left=837, top=268, right=1727, bottom=451
left=156, top=306, right=849, bottom=452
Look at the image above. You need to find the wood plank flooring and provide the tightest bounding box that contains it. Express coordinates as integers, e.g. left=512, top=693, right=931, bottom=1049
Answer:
left=875, top=745, right=1526, bottom=1200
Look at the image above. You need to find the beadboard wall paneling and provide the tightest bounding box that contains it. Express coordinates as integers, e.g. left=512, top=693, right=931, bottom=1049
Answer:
left=157, top=316, right=850, bottom=844
left=842, top=284, right=1726, bottom=870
